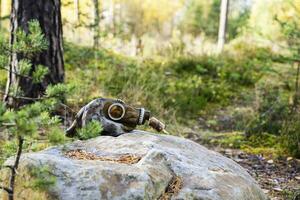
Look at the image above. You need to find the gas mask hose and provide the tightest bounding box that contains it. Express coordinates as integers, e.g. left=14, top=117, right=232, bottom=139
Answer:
left=148, top=117, right=169, bottom=134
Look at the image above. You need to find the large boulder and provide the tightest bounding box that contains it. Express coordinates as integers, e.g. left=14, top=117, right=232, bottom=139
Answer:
left=1, top=131, right=267, bottom=200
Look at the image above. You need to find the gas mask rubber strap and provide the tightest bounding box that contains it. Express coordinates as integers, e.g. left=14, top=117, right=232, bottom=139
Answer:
left=108, top=103, right=126, bottom=121
left=138, top=108, right=145, bottom=125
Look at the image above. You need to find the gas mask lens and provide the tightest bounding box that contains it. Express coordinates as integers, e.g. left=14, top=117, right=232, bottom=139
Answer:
left=108, top=103, right=126, bottom=121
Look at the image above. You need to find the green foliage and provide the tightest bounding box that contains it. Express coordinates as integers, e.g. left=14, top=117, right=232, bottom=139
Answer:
left=48, top=127, right=66, bottom=145
left=164, top=47, right=272, bottom=115
left=204, top=131, right=283, bottom=157
left=0, top=34, right=10, bottom=59
left=32, top=65, right=49, bottom=83
left=180, top=0, right=250, bottom=40
left=227, top=10, right=250, bottom=40
left=207, top=132, right=246, bottom=149
left=180, top=0, right=218, bottom=37
left=280, top=112, right=300, bottom=158
left=46, top=83, right=74, bottom=101
left=0, top=34, right=9, bottom=89
left=64, top=42, right=272, bottom=121
left=0, top=140, right=18, bottom=166
left=0, top=21, right=67, bottom=174
left=0, top=101, right=6, bottom=120
left=13, top=20, right=48, bottom=56
left=0, top=20, right=50, bottom=97
left=0, top=55, right=8, bottom=69
left=18, top=59, right=32, bottom=76
left=270, top=2, right=300, bottom=158
left=77, top=120, right=103, bottom=140
left=28, top=166, right=56, bottom=191
left=246, top=86, right=290, bottom=136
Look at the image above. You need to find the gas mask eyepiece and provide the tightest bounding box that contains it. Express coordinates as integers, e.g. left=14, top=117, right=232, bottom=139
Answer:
left=108, top=102, right=126, bottom=121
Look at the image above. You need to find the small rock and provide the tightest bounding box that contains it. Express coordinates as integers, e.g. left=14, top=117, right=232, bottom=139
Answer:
left=287, top=157, right=293, bottom=161
left=262, top=189, right=269, bottom=194
left=267, top=159, right=274, bottom=164
left=273, top=187, right=283, bottom=192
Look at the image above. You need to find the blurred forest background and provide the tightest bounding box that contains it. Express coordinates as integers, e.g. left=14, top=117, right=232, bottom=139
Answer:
left=0, top=0, right=299, bottom=199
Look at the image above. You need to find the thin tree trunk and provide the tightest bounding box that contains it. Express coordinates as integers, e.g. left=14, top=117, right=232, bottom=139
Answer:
left=74, top=0, right=80, bottom=22
left=112, top=2, right=116, bottom=36
left=93, top=0, right=100, bottom=48
left=4, top=0, right=64, bottom=108
left=217, top=0, right=229, bottom=53
left=293, top=61, right=300, bottom=108
left=8, top=136, right=24, bottom=200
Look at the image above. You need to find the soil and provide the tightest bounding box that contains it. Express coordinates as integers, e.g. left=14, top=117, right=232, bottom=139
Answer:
left=184, top=134, right=299, bottom=200
left=214, top=147, right=300, bottom=200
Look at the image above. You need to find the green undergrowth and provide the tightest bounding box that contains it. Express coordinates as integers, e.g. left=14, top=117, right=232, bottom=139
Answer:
left=64, top=42, right=273, bottom=125
left=203, top=131, right=286, bottom=158
left=63, top=42, right=299, bottom=157
left=1, top=37, right=297, bottom=158
left=27, top=166, right=57, bottom=191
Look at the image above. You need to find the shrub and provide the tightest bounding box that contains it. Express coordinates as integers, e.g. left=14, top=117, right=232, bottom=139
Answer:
left=63, top=42, right=274, bottom=123
left=246, top=86, right=290, bottom=136
left=77, top=120, right=103, bottom=140
left=280, top=111, right=300, bottom=158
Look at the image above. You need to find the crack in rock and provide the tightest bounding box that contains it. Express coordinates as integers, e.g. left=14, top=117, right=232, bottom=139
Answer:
left=158, top=176, right=183, bottom=200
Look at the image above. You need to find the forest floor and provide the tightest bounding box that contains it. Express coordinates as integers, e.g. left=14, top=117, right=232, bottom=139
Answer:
left=217, top=147, right=299, bottom=200
left=186, top=131, right=300, bottom=200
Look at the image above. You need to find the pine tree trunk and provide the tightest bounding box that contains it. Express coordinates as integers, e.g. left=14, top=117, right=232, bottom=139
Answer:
left=217, top=0, right=229, bottom=53
left=4, top=0, right=64, bottom=107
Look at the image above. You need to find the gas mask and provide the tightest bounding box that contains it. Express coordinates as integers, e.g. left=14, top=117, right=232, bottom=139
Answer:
left=66, top=98, right=166, bottom=137
left=103, top=99, right=150, bottom=129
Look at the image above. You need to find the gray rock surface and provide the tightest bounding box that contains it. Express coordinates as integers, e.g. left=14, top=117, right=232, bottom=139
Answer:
left=2, top=131, right=267, bottom=200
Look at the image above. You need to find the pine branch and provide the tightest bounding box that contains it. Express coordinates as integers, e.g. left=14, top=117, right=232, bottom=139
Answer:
left=0, top=186, right=12, bottom=194
left=272, top=55, right=300, bottom=64
left=0, top=66, right=32, bottom=80
left=0, top=165, right=14, bottom=170
left=60, top=102, right=76, bottom=114
left=0, top=91, right=41, bottom=101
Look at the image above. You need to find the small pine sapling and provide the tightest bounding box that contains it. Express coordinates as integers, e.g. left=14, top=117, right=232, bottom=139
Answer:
left=0, top=20, right=68, bottom=200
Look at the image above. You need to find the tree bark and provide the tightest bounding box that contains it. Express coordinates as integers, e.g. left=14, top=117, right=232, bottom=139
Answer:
left=4, top=0, right=64, bottom=107
left=93, top=0, right=100, bottom=48
left=217, top=0, right=229, bottom=53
